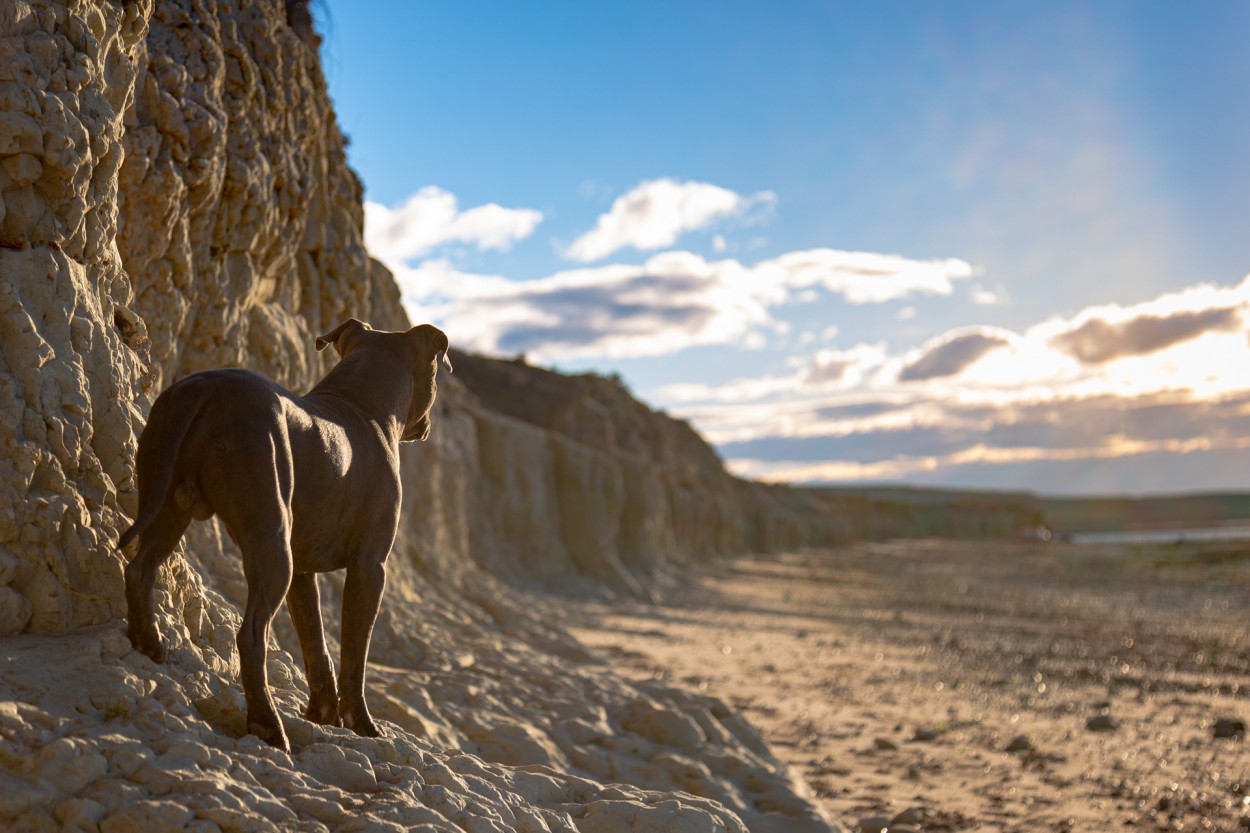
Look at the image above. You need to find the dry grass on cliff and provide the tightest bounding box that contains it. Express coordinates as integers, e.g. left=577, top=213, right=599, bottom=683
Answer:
left=571, top=539, right=1250, bottom=832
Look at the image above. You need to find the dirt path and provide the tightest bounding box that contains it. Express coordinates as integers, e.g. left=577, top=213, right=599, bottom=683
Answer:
left=569, top=540, right=1250, bottom=832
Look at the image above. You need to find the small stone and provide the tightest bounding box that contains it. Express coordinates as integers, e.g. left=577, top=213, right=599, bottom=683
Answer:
left=891, top=807, right=927, bottom=825
left=1085, top=714, right=1119, bottom=733
left=857, top=816, right=891, bottom=833
left=1213, top=718, right=1246, bottom=739
left=1005, top=734, right=1033, bottom=752
left=874, top=737, right=899, bottom=751
left=912, top=727, right=940, bottom=742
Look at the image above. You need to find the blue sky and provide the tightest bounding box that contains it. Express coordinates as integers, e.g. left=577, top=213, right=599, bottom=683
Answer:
left=319, top=1, right=1250, bottom=495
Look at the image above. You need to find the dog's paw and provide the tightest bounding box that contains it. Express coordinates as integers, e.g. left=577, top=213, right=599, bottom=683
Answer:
left=127, top=622, right=168, bottom=663
left=341, top=708, right=382, bottom=738
left=303, top=698, right=342, bottom=727
left=248, top=716, right=291, bottom=754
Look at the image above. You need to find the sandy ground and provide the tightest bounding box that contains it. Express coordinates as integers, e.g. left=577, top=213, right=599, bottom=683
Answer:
left=569, top=540, right=1250, bottom=832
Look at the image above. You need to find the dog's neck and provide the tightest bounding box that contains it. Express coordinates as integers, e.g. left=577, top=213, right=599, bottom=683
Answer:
left=306, top=352, right=413, bottom=446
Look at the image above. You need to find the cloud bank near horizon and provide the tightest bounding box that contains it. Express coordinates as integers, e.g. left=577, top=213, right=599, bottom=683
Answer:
left=658, top=276, right=1250, bottom=491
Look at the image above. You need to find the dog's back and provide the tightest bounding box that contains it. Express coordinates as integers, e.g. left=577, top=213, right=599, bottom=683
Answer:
left=120, top=369, right=295, bottom=546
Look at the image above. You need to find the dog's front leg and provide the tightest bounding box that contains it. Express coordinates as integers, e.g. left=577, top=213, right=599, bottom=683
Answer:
left=287, top=572, right=341, bottom=726
left=338, top=561, right=386, bottom=737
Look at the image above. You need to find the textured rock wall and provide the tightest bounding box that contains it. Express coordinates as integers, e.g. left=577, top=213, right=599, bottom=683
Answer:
left=0, top=0, right=151, bottom=636
left=0, top=2, right=837, bottom=831
left=450, top=352, right=852, bottom=590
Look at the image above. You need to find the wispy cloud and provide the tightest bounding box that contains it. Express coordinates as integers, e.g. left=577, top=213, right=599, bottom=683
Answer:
left=763, top=249, right=975, bottom=305
left=723, top=392, right=1250, bottom=489
left=898, top=329, right=1012, bottom=382
left=396, top=248, right=976, bottom=362
left=365, top=187, right=543, bottom=263
left=969, top=283, right=1008, bottom=306
left=392, top=253, right=771, bottom=360
left=1050, top=306, right=1242, bottom=364
left=564, top=179, right=776, bottom=262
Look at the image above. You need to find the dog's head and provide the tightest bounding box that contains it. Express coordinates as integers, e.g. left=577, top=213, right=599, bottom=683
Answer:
left=315, top=318, right=451, bottom=443
left=401, top=323, right=451, bottom=443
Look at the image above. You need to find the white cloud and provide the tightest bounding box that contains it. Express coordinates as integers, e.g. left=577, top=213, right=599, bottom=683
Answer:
left=970, top=283, right=1008, bottom=305
left=761, top=249, right=975, bottom=304
left=392, top=252, right=772, bottom=361
left=396, top=247, right=981, bottom=363
left=365, top=187, right=543, bottom=264
left=564, top=179, right=776, bottom=262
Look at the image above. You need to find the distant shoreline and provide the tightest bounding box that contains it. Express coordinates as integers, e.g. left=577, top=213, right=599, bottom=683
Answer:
left=1067, top=523, right=1250, bottom=545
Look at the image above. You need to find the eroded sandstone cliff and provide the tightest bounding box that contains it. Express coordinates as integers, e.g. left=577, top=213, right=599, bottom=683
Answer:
left=0, top=2, right=837, bottom=831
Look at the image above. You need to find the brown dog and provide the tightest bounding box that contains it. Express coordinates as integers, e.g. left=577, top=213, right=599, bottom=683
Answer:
left=118, top=319, right=451, bottom=752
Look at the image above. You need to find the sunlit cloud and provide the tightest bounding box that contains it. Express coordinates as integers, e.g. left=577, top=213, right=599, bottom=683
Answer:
left=1050, top=306, right=1242, bottom=364
left=397, top=248, right=977, bottom=362
left=969, top=283, right=1008, bottom=306
left=365, top=187, right=543, bottom=263
left=392, top=253, right=772, bottom=360
left=898, top=329, right=1012, bottom=382
left=564, top=179, right=776, bottom=262
left=720, top=391, right=1250, bottom=486
left=648, top=275, right=1250, bottom=491
left=727, top=435, right=1250, bottom=486
left=760, top=249, right=975, bottom=305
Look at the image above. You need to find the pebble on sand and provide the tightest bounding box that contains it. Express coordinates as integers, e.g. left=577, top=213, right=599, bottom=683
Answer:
left=1212, top=717, right=1246, bottom=740
left=856, top=815, right=923, bottom=833
left=1085, top=714, right=1119, bottom=733
left=1005, top=734, right=1033, bottom=753
left=891, top=806, right=927, bottom=825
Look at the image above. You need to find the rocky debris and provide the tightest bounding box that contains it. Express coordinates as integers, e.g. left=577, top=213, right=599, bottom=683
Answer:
left=1212, top=717, right=1245, bottom=739
left=873, top=737, right=899, bottom=751
left=0, top=627, right=753, bottom=833
left=1005, top=734, right=1033, bottom=753
left=911, top=727, right=941, bottom=742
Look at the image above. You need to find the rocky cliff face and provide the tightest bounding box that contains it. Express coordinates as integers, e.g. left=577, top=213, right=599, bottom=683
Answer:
left=0, top=2, right=837, bottom=831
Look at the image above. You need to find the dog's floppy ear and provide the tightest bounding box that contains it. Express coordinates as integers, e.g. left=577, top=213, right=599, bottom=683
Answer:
left=316, top=318, right=369, bottom=357
left=410, top=324, right=453, bottom=373
left=435, top=329, right=453, bottom=374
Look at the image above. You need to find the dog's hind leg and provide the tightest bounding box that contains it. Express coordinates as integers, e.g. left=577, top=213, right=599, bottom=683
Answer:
left=286, top=572, right=341, bottom=726
left=225, top=447, right=296, bottom=754
left=338, top=561, right=386, bottom=737
left=124, top=499, right=190, bottom=663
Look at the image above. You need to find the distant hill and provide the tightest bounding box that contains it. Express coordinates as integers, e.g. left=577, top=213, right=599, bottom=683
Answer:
left=1040, top=493, right=1250, bottom=534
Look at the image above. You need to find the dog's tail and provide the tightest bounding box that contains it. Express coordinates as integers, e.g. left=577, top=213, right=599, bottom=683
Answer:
left=117, top=378, right=208, bottom=551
